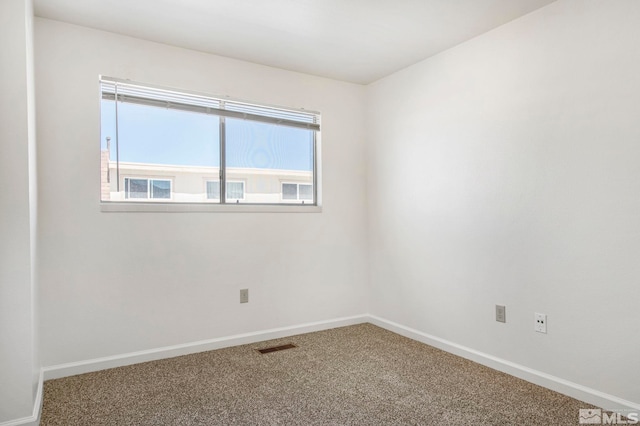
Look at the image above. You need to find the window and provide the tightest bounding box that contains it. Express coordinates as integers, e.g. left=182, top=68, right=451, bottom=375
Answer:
left=226, top=182, right=245, bottom=201
left=206, top=181, right=220, bottom=200
left=206, top=181, right=245, bottom=201
left=100, top=77, right=320, bottom=208
left=124, top=178, right=171, bottom=200
left=282, top=183, right=313, bottom=202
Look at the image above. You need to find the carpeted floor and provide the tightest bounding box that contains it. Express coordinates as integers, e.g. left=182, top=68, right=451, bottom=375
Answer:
left=41, top=323, right=597, bottom=425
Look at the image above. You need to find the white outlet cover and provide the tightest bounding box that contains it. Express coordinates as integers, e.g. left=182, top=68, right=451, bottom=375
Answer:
left=535, top=313, right=547, bottom=333
left=496, top=305, right=506, bottom=323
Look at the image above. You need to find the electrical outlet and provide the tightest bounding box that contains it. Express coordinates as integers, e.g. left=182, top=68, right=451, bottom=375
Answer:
left=240, top=289, right=249, bottom=304
left=535, top=313, right=547, bottom=333
left=495, top=305, right=506, bottom=323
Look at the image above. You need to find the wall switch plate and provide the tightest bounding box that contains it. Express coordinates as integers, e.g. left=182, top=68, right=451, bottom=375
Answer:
left=240, top=289, right=249, bottom=304
left=495, top=305, right=506, bottom=323
left=535, top=313, right=547, bottom=333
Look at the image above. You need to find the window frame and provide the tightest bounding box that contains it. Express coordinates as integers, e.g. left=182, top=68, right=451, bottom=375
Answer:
left=99, top=76, right=322, bottom=213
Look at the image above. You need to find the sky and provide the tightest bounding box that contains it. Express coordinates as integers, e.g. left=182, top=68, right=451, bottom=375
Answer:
left=100, top=100, right=314, bottom=171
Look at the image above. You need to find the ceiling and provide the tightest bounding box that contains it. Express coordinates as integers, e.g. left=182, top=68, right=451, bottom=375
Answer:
left=34, top=0, right=556, bottom=84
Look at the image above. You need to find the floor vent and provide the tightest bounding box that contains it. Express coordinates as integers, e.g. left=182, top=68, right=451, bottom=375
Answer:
left=256, top=343, right=297, bottom=354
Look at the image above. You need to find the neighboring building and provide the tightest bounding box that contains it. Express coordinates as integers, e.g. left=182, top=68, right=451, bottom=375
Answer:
left=100, top=150, right=313, bottom=204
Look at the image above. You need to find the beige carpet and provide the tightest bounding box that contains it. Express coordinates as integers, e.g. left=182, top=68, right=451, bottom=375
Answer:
left=42, top=323, right=598, bottom=425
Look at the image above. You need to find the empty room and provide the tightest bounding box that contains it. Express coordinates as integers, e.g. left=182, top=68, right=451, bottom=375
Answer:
left=1, top=0, right=639, bottom=424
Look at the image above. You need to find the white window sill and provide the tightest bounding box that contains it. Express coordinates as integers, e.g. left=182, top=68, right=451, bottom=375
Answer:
left=100, top=202, right=322, bottom=213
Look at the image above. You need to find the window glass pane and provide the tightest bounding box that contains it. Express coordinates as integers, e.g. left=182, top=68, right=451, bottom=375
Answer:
left=151, top=180, right=171, bottom=199
left=127, top=178, right=149, bottom=199
left=299, top=184, right=313, bottom=200
left=117, top=103, right=219, bottom=166
left=101, top=99, right=220, bottom=202
left=206, top=181, right=220, bottom=200
left=282, top=183, right=297, bottom=200
left=226, top=182, right=244, bottom=200
left=226, top=118, right=314, bottom=204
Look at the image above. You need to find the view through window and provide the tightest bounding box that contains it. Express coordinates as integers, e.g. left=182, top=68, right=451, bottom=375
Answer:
left=100, top=77, right=320, bottom=206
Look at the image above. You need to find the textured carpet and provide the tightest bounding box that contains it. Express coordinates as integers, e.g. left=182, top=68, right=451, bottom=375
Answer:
left=42, top=323, right=598, bottom=425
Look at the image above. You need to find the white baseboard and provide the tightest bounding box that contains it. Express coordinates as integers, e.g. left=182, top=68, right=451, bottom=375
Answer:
left=37, top=313, right=639, bottom=421
left=368, top=315, right=640, bottom=414
left=42, top=314, right=369, bottom=381
left=0, top=370, right=43, bottom=426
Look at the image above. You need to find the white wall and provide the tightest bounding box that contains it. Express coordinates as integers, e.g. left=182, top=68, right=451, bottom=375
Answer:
left=367, top=0, right=640, bottom=407
left=35, top=18, right=368, bottom=367
left=0, top=0, right=39, bottom=423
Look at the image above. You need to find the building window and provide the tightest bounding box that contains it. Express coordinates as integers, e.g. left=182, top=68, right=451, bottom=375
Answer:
left=282, top=183, right=313, bottom=202
left=100, top=77, right=320, bottom=207
left=206, top=181, right=245, bottom=201
left=206, top=181, right=220, bottom=200
left=226, top=182, right=245, bottom=200
left=124, top=178, right=171, bottom=200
